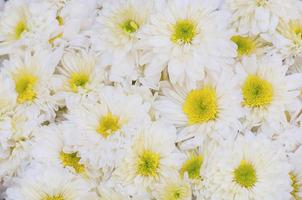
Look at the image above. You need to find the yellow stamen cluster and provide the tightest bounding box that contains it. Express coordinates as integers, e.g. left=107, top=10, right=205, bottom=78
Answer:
left=171, top=19, right=196, bottom=44
left=14, top=73, right=37, bottom=103
left=42, top=194, right=64, bottom=200
left=290, top=172, right=302, bottom=200
left=231, top=35, right=256, bottom=56
left=121, top=19, right=140, bottom=34
left=136, top=150, right=160, bottom=177
left=233, top=160, right=257, bottom=189
left=242, top=75, right=273, bottom=107
left=180, top=154, right=203, bottom=179
left=60, top=151, right=85, bottom=173
left=69, top=72, right=90, bottom=92
left=183, top=87, right=218, bottom=124
left=96, top=113, right=121, bottom=138
left=15, top=21, right=27, bottom=39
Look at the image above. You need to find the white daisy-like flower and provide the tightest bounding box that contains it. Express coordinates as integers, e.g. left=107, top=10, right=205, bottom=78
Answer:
left=91, top=0, right=153, bottom=82
left=114, top=121, right=183, bottom=196
left=236, top=55, right=302, bottom=133
left=32, top=124, right=94, bottom=176
left=152, top=176, right=192, bottom=200
left=55, top=49, right=105, bottom=103
left=202, top=134, right=292, bottom=200
left=0, top=0, right=58, bottom=54
left=5, top=163, right=97, bottom=200
left=155, top=70, right=242, bottom=143
left=2, top=48, right=62, bottom=120
left=224, top=0, right=302, bottom=35
left=64, top=86, right=150, bottom=174
left=288, top=147, right=302, bottom=200
left=140, top=0, right=236, bottom=88
left=0, top=110, right=42, bottom=178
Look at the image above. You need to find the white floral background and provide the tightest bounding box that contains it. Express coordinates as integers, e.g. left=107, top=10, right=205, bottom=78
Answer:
left=0, top=0, right=302, bottom=200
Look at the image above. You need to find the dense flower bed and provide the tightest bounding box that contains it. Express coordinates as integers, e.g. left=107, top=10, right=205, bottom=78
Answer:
left=0, top=0, right=302, bottom=200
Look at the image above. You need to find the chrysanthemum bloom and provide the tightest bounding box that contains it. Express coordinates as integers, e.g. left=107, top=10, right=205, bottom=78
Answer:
left=2, top=48, right=62, bottom=120
left=236, top=55, right=302, bottom=134
left=63, top=86, right=151, bottom=175
left=55, top=49, right=105, bottom=104
left=114, top=122, right=183, bottom=197
left=224, top=0, right=301, bottom=35
left=91, top=0, right=153, bottom=82
left=202, top=134, right=292, bottom=200
left=5, top=164, right=97, bottom=200
left=140, top=0, right=236, bottom=88
left=0, top=0, right=58, bottom=54
left=155, top=70, right=242, bottom=144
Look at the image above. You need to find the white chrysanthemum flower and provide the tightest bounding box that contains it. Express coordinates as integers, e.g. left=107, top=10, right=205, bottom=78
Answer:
left=224, top=0, right=302, bottom=35
left=32, top=124, right=93, bottom=176
left=64, top=86, right=150, bottom=174
left=0, top=75, right=17, bottom=116
left=0, top=110, right=42, bottom=178
left=236, top=55, right=302, bottom=133
left=55, top=49, right=105, bottom=103
left=152, top=176, right=192, bottom=200
left=0, top=0, right=58, bottom=54
left=5, top=163, right=97, bottom=200
left=45, top=0, right=97, bottom=48
left=91, top=0, right=153, bottom=82
left=140, top=0, right=236, bottom=88
left=202, top=134, right=292, bottom=200
left=2, top=48, right=62, bottom=120
left=288, top=147, right=302, bottom=200
left=155, top=70, right=242, bottom=143
left=114, top=121, right=183, bottom=196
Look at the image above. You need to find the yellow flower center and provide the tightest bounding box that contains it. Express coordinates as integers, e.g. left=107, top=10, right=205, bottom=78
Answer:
left=231, top=35, right=256, bottom=56
left=96, top=113, right=121, bottom=138
left=42, top=194, right=64, bottom=200
left=56, top=16, right=64, bottom=26
left=180, top=154, right=203, bottom=179
left=256, top=0, right=269, bottom=7
left=163, top=182, right=191, bottom=200
left=171, top=19, right=196, bottom=44
left=15, top=21, right=27, bottom=39
left=242, top=75, right=273, bottom=107
left=291, top=22, right=302, bottom=40
left=233, top=160, right=257, bottom=189
left=121, top=19, right=140, bottom=34
left=136, top=150, right=160, bottom=177
left=290, top=172, right=302, bottom=200
left=183, top=87, right=218, bottom=124
left=14, top=73, right=37, bottom=103
left=69, top=72, right=90, bottom=92
left=60, top=151, right=85, bottom=173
